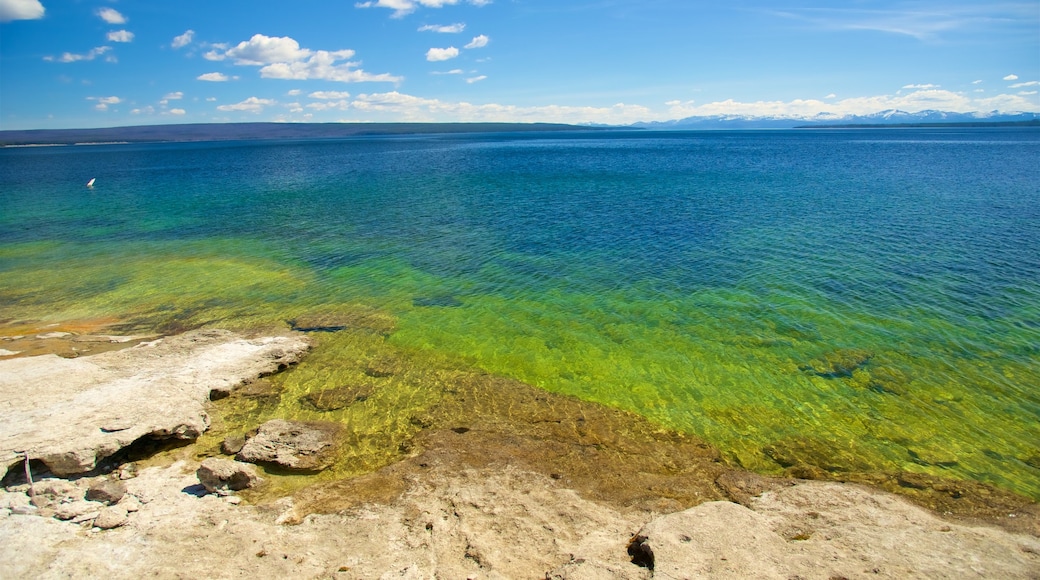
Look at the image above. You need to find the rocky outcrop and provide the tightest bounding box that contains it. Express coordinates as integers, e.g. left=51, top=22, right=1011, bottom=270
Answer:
left=237, top=419, right=340, bottom=472
left=0, top=329, right=310, bottom=478
left=196, top=458, right=264, bottom=494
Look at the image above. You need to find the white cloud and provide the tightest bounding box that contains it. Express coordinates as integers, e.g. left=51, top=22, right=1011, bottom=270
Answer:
left=466, top=75, right=486, bottom=84
left=432, top=69, right=464, bottom=75
left=89, top=95, right=122, bottom=111
left=287, top=89, right=302, bottom=96
left=216, top=97, right=276, bottom=113
left=107, top=30, right=134, bottom=43
left=1020, top=91, right=1039, bottom=96
left=131, top=106, right=155, bottom=115
left=206, top=97, right=217, bottom=102
left=1004, top=74, right=1019, bottom=81
left=426, top=46, right=459, bottom=61
left=197, top=72, right=230, bottom=82
left=902, top=83, right=939, bottom=89
left=1010, top=81, right=1039, bottom=88
left=167, top=108, right=187, bottom=115
left=824, top=93, right=837, bottom=99
left=210, top=34, right=402, bottom=83
left=971, top=80, right=983, bottom=85
left=419, top=23, right=465, bottom=33
left=356, top=0, right=489, bottom=18
left=44, top=46, right=112, bottom=63
left=203, top=44, right=229, bottom=61
left=349, top=91, right=652, bottom=124
left=307, top=100, right=351, bottom=111
left=160, top=92, right=184, bottom=105
left=464, top=34, right=488, bottom=49
left=0, top=0, right=44, bottom=22
left=97, top=7, right=126, bottom=24
left=172, top=30, right=195, bottom=49
left=309, top=91, right=352, bottom=99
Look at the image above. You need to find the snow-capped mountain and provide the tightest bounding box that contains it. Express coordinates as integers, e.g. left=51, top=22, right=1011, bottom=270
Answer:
left=632, top=110, right=1040, bottom=130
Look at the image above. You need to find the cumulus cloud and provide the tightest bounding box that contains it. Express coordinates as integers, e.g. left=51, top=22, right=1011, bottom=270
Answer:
left=160, top=92, right=184, bottom=105
left=0, top=0, right=45, bottom=22
left=131, top=106, right=155, bottom=115
left=167, top=108, right=187, bottom=115
left=210, top=34, right=402, bottom=83
left=419, top=23, right=465, bottom=33
left=307, top=100, right=351, bottom=111
left=1004, top=74, right=1019, bottom=81
left=426, top=46, right=459, bottom=61
left=197, top=72, right=230, bottom=82
left=309, top=91, right=352, bottom=99
left=97, top=7, right=126, bottom=24
left=356, top=0, right=490, bottom=18
left=107, top=30, right=134, bottom=43
left=172, top=30, right=195, bottom=49
left=44, top=46, right=112, bottom=63
left=902, top=83, right=939, bottom=89
left=216, top=96, right=276, bottom=113
left=464, top=34, right=488, bottom=49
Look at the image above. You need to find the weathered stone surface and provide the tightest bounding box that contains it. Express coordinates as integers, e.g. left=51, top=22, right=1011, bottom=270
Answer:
left=0, top=329, right=310, bottom=478
left=85, top=479, right=127, bottom=505
left=92, top=505, right=128, bottom=529
left=196, top=458, right=264, bottom=494
left=237, top=419, right=339, bottom=472
left=220, top=435, right=247, bottom=455
left=53, top=500, right=103, bottom=522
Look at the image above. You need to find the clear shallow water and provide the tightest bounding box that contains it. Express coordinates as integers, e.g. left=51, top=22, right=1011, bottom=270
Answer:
left=2, top=129, right=1039, bottom=498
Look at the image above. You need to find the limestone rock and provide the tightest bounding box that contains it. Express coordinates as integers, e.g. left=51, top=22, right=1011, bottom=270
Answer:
left=54, top=500, right=103, bottom=522
left=197, top=458, right=264, bottom=494
left=93, top=505, right=128, bottom=529
left=237, top=419, right=339, bottom=472
left=85, top=479, right=127, bottom=505
left=0, top=329, right=310, bottom=478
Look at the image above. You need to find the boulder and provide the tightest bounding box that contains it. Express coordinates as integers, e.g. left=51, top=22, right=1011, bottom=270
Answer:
left=197, top=458, right=264, bottom=494
left=85, top=479, right=127, bottom=505
left=236, top=419, right=340, bottom=472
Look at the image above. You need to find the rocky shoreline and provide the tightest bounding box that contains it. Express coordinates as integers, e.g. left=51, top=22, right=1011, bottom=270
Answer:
left=1, top=327, right=1038, bottom=578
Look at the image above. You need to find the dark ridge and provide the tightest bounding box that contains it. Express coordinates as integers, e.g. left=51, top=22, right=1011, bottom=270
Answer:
left=0, top=121, right=621, bottom=147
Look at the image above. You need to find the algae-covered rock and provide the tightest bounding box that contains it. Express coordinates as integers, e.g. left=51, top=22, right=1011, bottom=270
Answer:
left=762, top=436, right=876, bottom=474
left=799, top=348, right=873, bottom=378
left=288, top=307, right=396, bottom=336
left=298, top=382, right=376, bottom=412
left=237, top=419, right=340, bottom=472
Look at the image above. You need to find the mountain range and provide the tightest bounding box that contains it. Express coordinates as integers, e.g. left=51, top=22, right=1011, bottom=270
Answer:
left=632, top=110, right=1040, bottom=130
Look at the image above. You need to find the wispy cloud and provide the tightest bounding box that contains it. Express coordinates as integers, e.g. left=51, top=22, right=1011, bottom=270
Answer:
left=209, top=34, right=402, bottom=83
left=44, top=46, right=112, bottom=63
left=0, top=0, right=45, bottom=22
left=466, top=75, right=487, bottom=84
left=309, top=91, right=352, bottom=99
left=419, top=23, right=465, bottom=33
left=1010, top=80, right=1039, bottom=88
left=426, top=46, right=459, bottom=61
left=464, top=34, right=489, bottom=49
left=216, top=96, right=276, bottom=113
left=902, top=83, right=939, bottom=90
left=96, top=7, right=126, bottom=25
left=357, top=0, right=491, bottom=19
left=172, top=30, right=195, bottom=49
left=768, top=3, right=1036, bottom=41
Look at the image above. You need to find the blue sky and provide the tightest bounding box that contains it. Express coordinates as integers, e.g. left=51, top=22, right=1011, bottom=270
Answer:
left=1, top=0, right=1037, bottom=129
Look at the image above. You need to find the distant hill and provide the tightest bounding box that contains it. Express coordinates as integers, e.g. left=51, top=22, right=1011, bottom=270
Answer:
left=633, top=110, right=1040, bottom=130
left=0, top=122, right=614, bottom=147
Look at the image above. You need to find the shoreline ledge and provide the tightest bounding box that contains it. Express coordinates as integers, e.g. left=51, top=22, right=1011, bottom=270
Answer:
left=0, top=327, right=1037, bottom=578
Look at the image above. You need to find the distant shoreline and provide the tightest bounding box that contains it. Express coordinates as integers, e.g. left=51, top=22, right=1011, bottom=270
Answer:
left=0, top=122, right=620, bottom=147
left=795, top=119, right=1040, bottom=129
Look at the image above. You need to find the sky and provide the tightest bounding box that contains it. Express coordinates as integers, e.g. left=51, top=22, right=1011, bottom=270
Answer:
left=1, top=0, right=1038, bottom=129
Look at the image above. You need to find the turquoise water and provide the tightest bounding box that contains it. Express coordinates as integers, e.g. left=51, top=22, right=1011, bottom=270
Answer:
left=2, top=129, right=1039, bottom=497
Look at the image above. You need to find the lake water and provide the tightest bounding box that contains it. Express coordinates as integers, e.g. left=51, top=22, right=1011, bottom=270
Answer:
left=2, top=128, right=1038, bottom=498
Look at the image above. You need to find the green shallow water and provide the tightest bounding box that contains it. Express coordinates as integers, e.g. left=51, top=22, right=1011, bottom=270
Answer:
left=1, top=129, right=1038, bottom=499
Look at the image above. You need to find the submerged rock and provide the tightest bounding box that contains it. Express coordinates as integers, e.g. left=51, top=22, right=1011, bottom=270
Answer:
left=799, top=348, right=873, bottom=378
left=298, top=383, right=376, bottom=412
left=197, top=458, right=264, bottom=494
left=237, top=419, right=340, bottom=473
